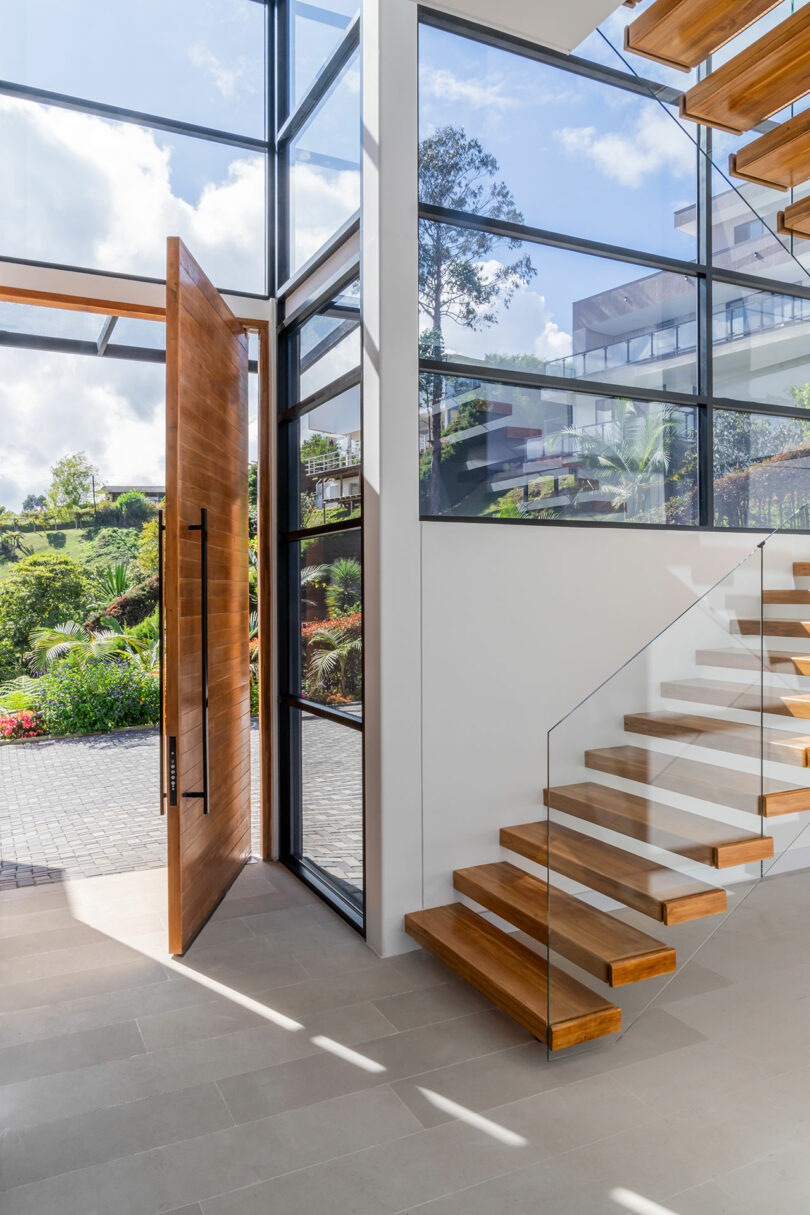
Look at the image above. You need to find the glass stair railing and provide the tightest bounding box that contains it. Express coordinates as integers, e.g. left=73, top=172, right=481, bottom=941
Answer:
left=538, top=501, right=810, bottom=1056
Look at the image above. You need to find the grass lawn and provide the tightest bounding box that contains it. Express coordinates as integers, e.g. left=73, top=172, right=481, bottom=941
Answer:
left=0, top=529, right=96, bottom=582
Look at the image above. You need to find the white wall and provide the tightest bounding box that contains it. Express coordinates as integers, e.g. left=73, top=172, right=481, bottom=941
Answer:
left=406, top=0, right=619, bottom=54
left=418, top=524, right=776, bottom=917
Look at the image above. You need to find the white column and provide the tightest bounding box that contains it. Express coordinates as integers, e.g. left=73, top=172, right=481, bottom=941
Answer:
left=361, top=0, right=423, bottom=956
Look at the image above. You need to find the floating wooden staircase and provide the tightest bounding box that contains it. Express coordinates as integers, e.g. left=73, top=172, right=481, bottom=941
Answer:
left=406, top=542, right=810, bottom=1053
left=624, top=0, right=810, bottom=237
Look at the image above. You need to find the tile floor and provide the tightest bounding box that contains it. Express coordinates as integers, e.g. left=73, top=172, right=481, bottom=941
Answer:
left=1, top=861, right=810, bottom=1213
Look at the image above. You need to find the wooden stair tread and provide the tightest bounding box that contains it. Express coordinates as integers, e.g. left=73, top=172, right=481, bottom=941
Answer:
left=763, top=588, right=810, bottom=604
left=626, top=0, right=782, bottom=74
left=778, top=197, right=810, bottom=241
left=404, top=902, right=621, bottom=1050
left=625, top=710, right=810, bottom=768
left=794, top=563, right=810, bottom=576
left=500, top=820, right=727, bottom=926
left=735, top=618, right=810, bottom=638
left=585, top=743, right=810, bottom=817
left=680, top=7, right=810, bottom=134
left=544, top=780, right=773, bottom=868
left=730, top=108, right=810, bottom=191
left=454, top=861, right=676, bottom=987
left=662, top=676, right=810, bottom=719
left=696, top=647, right=810, bottom=676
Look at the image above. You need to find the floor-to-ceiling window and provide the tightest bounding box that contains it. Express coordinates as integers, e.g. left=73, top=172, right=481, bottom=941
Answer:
left=275, top=2, right=364, bottom=927
left=417, top=3, right=810, bottom=530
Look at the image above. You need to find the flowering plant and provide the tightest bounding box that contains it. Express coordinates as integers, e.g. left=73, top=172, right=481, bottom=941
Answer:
left=0, top=710, right=44, bottom=740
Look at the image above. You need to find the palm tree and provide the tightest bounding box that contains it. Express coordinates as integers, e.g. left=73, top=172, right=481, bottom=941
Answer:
left=560, top=400, right=679, bottom=520
left=29, top=620, right=129, bottom=671
left=88, top=562, right=138, bottom=611
left=0, top=676, right=39, bottom=714
left=306, top=623, right=362, bottom=701
left=325, top=558, right=361, bottom=616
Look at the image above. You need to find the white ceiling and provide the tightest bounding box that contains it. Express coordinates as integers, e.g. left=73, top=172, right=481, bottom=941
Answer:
left=408, top=0, right=624, bottom=54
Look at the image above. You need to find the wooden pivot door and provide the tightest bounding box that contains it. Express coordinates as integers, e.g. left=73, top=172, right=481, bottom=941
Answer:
left=164, top=237, right=251, bottom=956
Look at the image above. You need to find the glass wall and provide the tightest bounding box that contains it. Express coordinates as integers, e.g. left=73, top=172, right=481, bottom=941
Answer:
left=276, top=3, right=364, bottom=927
left=0, top=0, right=269, bottom=294
left=419, top=8, right=810, bottom=529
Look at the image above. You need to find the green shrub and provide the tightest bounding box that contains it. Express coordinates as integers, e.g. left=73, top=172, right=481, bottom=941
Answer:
left=37, top=660, right=159, bottom=735
left=89, top=527, right=140, bottom=568
left=0, top=553, right=91, bottom=671
left=86, top=576, right=159, bottom=631
left=45, top=531, right=67, bottom=549
left=115, top=491, right=156, bottom=526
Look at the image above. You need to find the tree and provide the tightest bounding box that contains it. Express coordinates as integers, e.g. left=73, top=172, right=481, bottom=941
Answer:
left=136, top=515, right=160, bottom=580
left=561, top=400, right=680, bottom=521
left=115, top=490, right=155, bottom=526
left=307, top=623, right=363, bottom=703
left=48, top=452, right=99, bottom=512
left=419, top=125, right=536, bottom=513
left=0, top=553, right=92, bottom=672
left=22, top=494, right=47, bottom=513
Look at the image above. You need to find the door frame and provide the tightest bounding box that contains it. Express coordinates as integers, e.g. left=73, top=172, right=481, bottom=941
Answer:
left=0, top=277, right=277, bottom=861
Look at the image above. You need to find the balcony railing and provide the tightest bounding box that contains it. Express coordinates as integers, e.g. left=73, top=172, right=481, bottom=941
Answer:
left=304, top=442, right=361, bottom=476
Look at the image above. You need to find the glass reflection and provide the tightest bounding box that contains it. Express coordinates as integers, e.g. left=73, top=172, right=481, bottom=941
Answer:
left=714, top=410, right=810, bottom=528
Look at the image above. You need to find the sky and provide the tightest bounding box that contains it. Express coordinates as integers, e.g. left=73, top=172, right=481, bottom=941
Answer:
left=0, top=0, right=806, bottom=510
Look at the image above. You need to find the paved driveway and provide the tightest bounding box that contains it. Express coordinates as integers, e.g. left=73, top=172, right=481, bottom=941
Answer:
left=0, top=717, right=362, bottom=894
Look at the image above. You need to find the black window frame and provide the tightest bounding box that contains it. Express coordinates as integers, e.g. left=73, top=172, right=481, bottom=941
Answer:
left=416, top=5, right=810, bottom=534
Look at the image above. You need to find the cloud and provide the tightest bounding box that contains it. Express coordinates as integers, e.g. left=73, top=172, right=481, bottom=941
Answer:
left=0, top=348, right=166, bottom=512
left=0, top=96, right=266, bottom=292
left=555, top=106, right=696, bottom=188
left=419, top=65, right=518, bottom=113
left=290, top=162, right=360, bottom=270
left=189, top=44, right=242, bottom=100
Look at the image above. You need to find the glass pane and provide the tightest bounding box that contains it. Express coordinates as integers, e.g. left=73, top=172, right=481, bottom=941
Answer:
left=0, top=301, right=102, bottom=341
left=419, top=221, right=698, bottom=395
left=294, top=528, right=362, bottom=714
left=288, top=50, right=361, bottom=274
left=714, top=410, right=810, bottom=528
left=294, top=388, right=362, bottom=529
left=572, top=1, right=698, bottom=89
left=297, top=708, right=363, bottom=907
left=0, top=0, right=267, bottom=137
left=419, top=374, right=699, bottom=525
left=113, top=318, right=167, bottom=351
left=713, top=281, right=810, bottom=407
left=710, top=147, right=810, bottom=286
left=1, top=96, right=267, bottom=293
left=419, top=24, right=697, bottom=260
left=0, top=344, right=165, bottom=514
left=297, top=301, right=361, bottom=401
left=290, top=0, right=359, bottom=109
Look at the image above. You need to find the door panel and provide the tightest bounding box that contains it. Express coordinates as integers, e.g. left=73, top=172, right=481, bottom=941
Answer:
left=164, top=237, right=251, bottom=956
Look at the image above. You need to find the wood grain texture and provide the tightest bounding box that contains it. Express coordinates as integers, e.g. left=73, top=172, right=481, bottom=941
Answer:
left=735, top=618, right=810, bottom=637
left=730, top=109, right=810, bottom=190
left=256, top=324, right=275, bottom=861
left=794, top=563, right=810, bottom=576
left=661, top=676, right=810, bottom=719
left=778, top=196, right=810, bottom=240
left=625, top=0, right=781, bottom=73
left=585, top=744, right=810, bottom=817
left=544, top=780, right=773, bottom=868
left=164, top=237, right=251, bottom=956
left=763, top=588, right=810, bottom=604
left=625, top=709, right=810, bottom=767
left=501, top=821, right=726, bottom=926
left=453, top=862, right=676, bottom=987
left=404, top=903, right=622, bottom=1050
left=696, top=647, right=810, bottom=677
left=680, top=7, right=810, bottom=134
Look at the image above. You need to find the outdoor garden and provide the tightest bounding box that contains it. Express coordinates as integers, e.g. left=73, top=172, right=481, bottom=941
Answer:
left=0, top=449, right=363, bottom=744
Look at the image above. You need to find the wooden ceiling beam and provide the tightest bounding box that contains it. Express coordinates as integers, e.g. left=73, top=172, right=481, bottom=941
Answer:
left=625, top=0, right=782, bottom=75
left=680, top=6, right=810, bottom=135
left=730, top=108, right=810, bottom=192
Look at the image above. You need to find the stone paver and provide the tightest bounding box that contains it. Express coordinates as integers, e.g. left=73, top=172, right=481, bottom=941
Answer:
left=0, top=716, right=363, bottom=896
